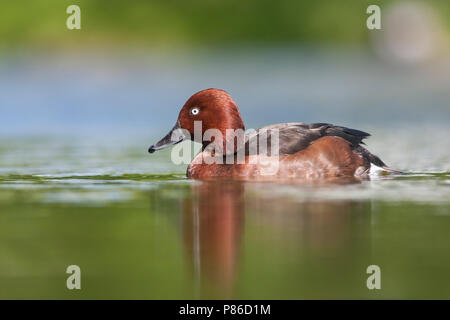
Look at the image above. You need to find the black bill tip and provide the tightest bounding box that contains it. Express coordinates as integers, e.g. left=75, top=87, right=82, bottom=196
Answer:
left=148, top=145, right=156, bottom=154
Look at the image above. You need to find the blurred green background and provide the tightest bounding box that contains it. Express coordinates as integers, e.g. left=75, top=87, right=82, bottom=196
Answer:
left=1, top=0, right=449, bottom=51
left=1, top=0, right=450, bottom=135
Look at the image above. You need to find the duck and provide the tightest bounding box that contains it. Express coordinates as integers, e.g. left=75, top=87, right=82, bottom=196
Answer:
left=148, top=88, right=399, bottom=180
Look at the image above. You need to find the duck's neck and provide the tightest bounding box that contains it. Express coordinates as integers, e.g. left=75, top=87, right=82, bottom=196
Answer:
left=203, top=110, right=245, bottom=156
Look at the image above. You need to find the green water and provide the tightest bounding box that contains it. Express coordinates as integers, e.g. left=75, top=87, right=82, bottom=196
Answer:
left=0, top=135, right=450, bottom=299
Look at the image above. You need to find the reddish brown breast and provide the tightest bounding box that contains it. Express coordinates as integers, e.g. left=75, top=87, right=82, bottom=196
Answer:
left=187, top=136, right=369, bottom=180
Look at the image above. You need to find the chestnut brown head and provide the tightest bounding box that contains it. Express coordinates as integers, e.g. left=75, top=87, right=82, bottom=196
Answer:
left=148, top=89, right=245, bottom=153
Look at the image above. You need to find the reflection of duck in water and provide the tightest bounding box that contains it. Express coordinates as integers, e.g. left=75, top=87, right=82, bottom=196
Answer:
left=178, top=180, right=371, bottom=298
left=181, top=181, right=245, bottom=297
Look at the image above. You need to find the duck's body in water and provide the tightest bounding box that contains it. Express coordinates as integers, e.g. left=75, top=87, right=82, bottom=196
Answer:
left=149, top=89, right=400, bottom=180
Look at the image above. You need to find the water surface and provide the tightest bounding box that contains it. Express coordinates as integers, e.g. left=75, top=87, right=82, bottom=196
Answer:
left=0, top=130, right=449, bottom=299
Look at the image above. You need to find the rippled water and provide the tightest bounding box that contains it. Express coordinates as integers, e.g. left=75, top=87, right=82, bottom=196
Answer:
left=0, top=126, right=449, bottom=299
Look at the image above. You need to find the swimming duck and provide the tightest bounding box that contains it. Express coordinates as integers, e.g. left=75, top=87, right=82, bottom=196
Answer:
left=148, top=88, right=398, bottom=180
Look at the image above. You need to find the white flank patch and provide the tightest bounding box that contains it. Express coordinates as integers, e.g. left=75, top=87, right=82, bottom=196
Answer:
left=369, top=163, right=386, bottom=176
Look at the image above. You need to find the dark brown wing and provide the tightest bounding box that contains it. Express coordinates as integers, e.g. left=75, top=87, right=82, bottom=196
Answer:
left=243, top=122, right=370, bottom=156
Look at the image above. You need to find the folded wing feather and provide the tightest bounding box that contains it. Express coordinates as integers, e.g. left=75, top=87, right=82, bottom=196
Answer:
left=243, top=122, right=370, bottom=156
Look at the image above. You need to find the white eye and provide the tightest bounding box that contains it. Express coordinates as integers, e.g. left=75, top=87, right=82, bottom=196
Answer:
left=190, top=108, right=199, bottom=116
